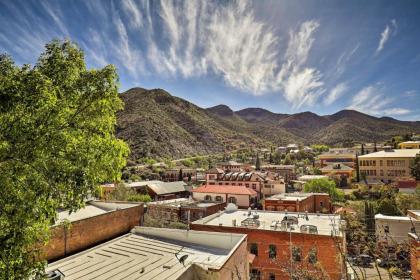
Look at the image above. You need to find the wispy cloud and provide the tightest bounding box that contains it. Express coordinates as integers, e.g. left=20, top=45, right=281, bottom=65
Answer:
left=375, top=19, right=397, bottom=55
left=277, top=20, right=324, bottom=108
left=348, top=85, right=410, bottom=116
left=324, top=83, right=347, bottom=105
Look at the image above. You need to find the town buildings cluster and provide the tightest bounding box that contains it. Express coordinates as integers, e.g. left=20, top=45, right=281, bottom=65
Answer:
left=43, top=140, right=420, bottom=279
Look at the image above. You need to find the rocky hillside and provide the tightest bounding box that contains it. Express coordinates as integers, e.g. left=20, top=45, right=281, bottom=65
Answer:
left=116, top=87, right=420, bottom=160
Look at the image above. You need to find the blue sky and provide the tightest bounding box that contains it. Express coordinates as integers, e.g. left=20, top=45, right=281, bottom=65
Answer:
left=1, top=0, right=420, bottom=120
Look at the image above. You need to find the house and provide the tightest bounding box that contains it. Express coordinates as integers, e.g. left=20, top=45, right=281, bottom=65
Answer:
left=263, top=193, right=331, bottom=213
left=43, top=201, right=144, bottom=261
left=46, top=227, right=249, bottom=280
left=303, top=146, right=313, bottom=153
left=205, top=170, right=286, bottom=199
left=358, top=149, right=420, bottom=183
left=320, top=163, right=354, bottom=183
left=398, top=141, right=420, bottom=149
left=375, top=210, right=420, bottom=245
left=192, top=208, right=346, bottom=280
left=261, top=164, right=296, bottom=182
left=216, top=161, right=252, bottom=172
left=277, top=146, right=287, bottom=154
left=163, top=168, right=197, bottom=182
left=146, top=198, right=226, bottom=223
left=127, top=180, right=190, bottom=201
left=287, top=143, right=299, bottom=151
left=318, top=149, right=356, bottom=168
left=192, top=185, right=258, bottom=208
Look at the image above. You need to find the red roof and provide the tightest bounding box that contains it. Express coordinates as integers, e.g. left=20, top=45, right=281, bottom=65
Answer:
left=192, top=185, right=257, bottom=195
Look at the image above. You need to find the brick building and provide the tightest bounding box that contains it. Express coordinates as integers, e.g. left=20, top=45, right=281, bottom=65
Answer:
left=263, top=193, right=331, bottom=213
left=261, top=165, right=296, bottom=182
left=192, top=209, right=345, bottom=280
left=408, top=232, right=420, bottom=280
left=216, top=160, right=252, bottom=172
left=146, top=198, right=226, bottom=223
left=43, top=201, right=144, bottom=261
left=206, top=169, right=286, bottom=199
left=162, top=168, right=197, bottom=182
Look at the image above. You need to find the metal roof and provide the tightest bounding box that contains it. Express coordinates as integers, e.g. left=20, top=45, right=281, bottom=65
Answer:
left=47, top=227, right=246, bottom=280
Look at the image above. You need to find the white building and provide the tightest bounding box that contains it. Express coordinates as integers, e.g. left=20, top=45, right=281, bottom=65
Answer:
left=375, top=210, right=420, bottom=245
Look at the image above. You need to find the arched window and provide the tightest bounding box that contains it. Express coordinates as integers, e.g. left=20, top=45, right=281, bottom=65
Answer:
left=215, top=196, right=222, bottom=202
left=228, top=197, right=237, bottom=204
left=204, top=195, right=212, bottom=201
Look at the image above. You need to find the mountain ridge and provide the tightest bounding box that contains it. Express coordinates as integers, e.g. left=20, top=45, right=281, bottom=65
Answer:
left=116, top=88, right=420, bottom=159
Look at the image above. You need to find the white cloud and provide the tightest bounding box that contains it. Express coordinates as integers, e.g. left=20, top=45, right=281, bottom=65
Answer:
left=375, top=19, right=397, bottom=55
left=347, top=85, right=410, bottom=116
left=277, top=20, right=324, bottom=108
left=324, top=83, right=347, bottom=105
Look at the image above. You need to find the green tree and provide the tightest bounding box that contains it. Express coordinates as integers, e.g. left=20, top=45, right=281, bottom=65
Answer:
left=255, top=153, right=261, bottom=170
left=364, top=201, right=375, bottom=238
left=377, top=198, right=402, bottom=216
left=303, top=178, right=344, bottom=202
left=178, top=168, right=183, bottom=181
left=410, top=153, right=420, bottom=180
left=0, top=40, right=129, bottom=279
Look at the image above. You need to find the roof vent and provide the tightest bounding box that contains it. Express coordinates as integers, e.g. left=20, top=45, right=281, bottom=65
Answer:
left=46, top=270, right=65, bottom=280
left=225, top=203, right=238, bottom=213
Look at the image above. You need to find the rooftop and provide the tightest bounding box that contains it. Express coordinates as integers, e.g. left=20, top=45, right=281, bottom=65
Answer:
left=193, top=209, right=343, bottom=237
left=46, top=227, right=247, bottom=280
left=320, top=164, right=354, bottom=171
left=265, top=192, right=329, bottom=202
left=128, top=181, right=189, bottom=195
left=359, top=149, right=420, bottom=158
left=147, top=197, right=223, bottom=208
left=192, top=185, right=257, bottom=196
left=55, top=201, right=141, bottom=225
left=399, top=141, right=420, bottom=144
left=375, top=213, right=419, bottom=221
left=297, top=175, right=329, bottom=181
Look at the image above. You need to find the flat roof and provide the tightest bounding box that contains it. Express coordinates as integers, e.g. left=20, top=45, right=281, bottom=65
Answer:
left=375, top=214, right=414, bottom=221
left=46, top=227, right=246, bottom=280
left=147, top=198, right=222, bottom=208
left=266, top=192, right=329, bottom=201
left=297, top=175, right=329, bottom=181
left=55, top=201, right=141, bottom=225
left=193, top=209, right=343, bottom=237
left=359, top=149, right=420, bottom=158
left=400, top=141, right=420, bottom=144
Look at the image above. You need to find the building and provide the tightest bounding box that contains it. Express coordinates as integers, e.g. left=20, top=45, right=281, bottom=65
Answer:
left=263, top=193, right=331, bottom=213
left=375, top=210, right=420, bottom=245
left=46, top=227, right=249, bottom=280
left=408, top=232, right=420, bottom=280
left=320, top=163, right=354, bottom=183
left=277, top=146, right=287, bottom=154
left=318, top=149, right=356, bottom=168
left=43, top=201, right=144, bottom=261
left=192, top=185, right=258, bottom=208
left=206, top=169, right=286, bottom=199
left=162, top=168, right=197, bottom=182
left=216, top=161, right=252, bottom=172
left=261, top=164, right=296, bottom=182
left=192, top=208, right=345, bottom=280
left=146, top=198, right=226, bottom=223
left=358, top=149, right=420, bottom=182
left=399, top=141, right=420, bottom=149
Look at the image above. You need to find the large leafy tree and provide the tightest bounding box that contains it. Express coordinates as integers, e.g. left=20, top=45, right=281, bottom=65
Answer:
left=0, top=40, right=129, bottom=279
left=303, top=178, right=344, bottom=202
left=410, top=153, right=420, bottom=180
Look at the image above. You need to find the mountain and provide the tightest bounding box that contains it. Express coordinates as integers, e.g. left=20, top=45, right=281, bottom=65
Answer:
left=116, top=88, right=420, bottom=160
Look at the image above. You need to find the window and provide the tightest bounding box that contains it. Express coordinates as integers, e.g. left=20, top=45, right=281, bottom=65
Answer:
left=228, top=197, right=237, bottom=204
left=250, top=243, right=258, bottom=256
left=269, top=273, right=275, bottom=280
left=204, top=195, right=212, bottom=201
left=215, top=196, right=222, bottom=202
left=269, top=245, right=277, bottom=259
left=320, top=201, right=324, bottom=208
left=252, top=183, right=257, bottom=189
left=308, top=248, right=317, bottom=264
left=250, top=269, right=261, bottom=280
left=292, top=247, right=301, bottom=262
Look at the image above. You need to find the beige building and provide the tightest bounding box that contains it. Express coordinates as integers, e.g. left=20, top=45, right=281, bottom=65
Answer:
left=318, top=149, right=356, bottom=168
left=398, top=141, right=420, bottom=149
left=192, top=185, right=258, bottom=208
left=358, top=149, right=420, bottom=182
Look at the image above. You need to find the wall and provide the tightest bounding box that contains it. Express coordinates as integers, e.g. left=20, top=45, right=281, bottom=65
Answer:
left=359, top=157, right=415, bottom=182
left=409, top=234, right=420, bottom=280
left=43, top=203, right=143, bottom=261
left=191, top=224, right=344, bottom=280
left=264, top=195, right=331, bottom=213
left=192, top=192, right=253, bottom=208
left=375, top=217, right=420, bottom=244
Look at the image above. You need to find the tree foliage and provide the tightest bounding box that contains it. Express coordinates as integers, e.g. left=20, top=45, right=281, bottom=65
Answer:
left=410, top=153, right=420, bottom=180
left=303, top=178, right=344, bottom=202
left=0, top=40, right=129, bottom=279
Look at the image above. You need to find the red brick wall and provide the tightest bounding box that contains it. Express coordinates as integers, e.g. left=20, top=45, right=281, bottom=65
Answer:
left=264, top=195, right=331, bottom=213
left=216, top=236, right=249, bottom=280
left=43, top=203, right=144, bottom=261
left=191, top=224, right=344, bottom=280
left=410, top=236, right=420, bottom=280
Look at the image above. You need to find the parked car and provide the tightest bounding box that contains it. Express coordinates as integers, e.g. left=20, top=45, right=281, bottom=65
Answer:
left=354, top=254, right=373, bottom=267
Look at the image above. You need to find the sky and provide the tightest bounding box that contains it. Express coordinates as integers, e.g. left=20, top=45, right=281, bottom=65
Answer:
left=1, top=0, right=420, bottom=120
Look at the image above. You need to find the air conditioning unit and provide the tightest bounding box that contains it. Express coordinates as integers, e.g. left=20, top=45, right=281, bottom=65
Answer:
left=46, top=270, right=65, bottom=280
